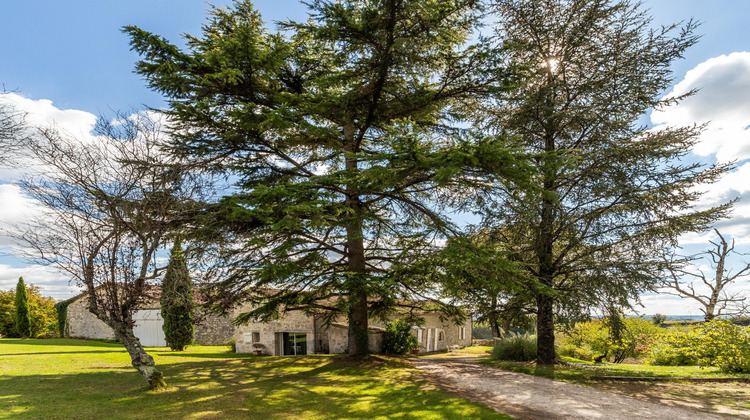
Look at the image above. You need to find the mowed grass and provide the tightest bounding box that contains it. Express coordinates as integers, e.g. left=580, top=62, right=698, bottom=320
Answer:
left=0, top=339, right=508, bottom=420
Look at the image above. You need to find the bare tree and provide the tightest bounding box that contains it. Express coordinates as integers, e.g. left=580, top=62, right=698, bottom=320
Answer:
left=663, top=229, right=750, bottom=321
left=0, top=93, right=28, bottom=165
left=8, top=113, right=201, bottom=388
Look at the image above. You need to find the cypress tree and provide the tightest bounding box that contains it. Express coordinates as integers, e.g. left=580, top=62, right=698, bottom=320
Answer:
left=15, top=277, right=32, bottom=338
left=161, top=238, right=194, bottom=351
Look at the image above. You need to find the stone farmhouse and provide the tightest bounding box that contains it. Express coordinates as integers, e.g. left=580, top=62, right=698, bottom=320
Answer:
left=65, top=293, right=472, bottom=354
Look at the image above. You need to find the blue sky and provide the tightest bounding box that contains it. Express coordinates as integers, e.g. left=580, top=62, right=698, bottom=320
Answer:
left=1, top=1, right=749, bottom=316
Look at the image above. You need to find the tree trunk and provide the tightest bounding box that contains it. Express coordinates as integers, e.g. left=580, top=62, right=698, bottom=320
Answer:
left=112, top=324, right=167, bottom=389
left=348, top=289, right=369, bottom=356
left=500, top=316, right=511, bottom=337
left=344, top=121, right=369, bottom=357
left=536, top=293, right=556, bottom=365
left=535, top=129, right=557, bottom=365
left=489, top=295, right=503, bottom=337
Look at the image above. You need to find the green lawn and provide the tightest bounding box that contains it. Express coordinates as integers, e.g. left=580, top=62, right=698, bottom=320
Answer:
left=0, top=339, right=509, bottom=420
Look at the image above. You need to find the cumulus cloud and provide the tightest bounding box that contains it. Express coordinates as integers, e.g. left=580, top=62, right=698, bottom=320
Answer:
left=651, top=52, right=750, bottom=163
left=651, top=53, right=750, bottom=248
left=0, top=263, right=78, bottom=299
left=0, top=92, right=100, bottom=182
left=0, top=92, right=97, bottom=141
left=0, top=183, right=43, bottom=247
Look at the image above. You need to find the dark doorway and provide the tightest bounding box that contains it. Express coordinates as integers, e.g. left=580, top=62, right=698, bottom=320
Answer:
left=282, top=332, right=307, bottom=355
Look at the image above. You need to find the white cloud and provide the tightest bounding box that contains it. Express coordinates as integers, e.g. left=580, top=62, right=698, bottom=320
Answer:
left=0, top=92, right=100, bottom=182
left=651, top=52, right=750, bottom=163
left=0, top=263, right=78, bottom=300
left=0, top=92, right=97, bottom=141
left=0, top=183, right=43, bottom=247
left=633, top=293, right=706, bottom=317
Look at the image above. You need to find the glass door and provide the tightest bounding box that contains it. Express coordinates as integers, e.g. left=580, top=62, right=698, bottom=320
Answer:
left=282, top=332, right=307, bottom=355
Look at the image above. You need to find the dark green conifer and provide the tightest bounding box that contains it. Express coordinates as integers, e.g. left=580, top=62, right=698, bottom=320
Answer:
left=14, top=277, right=31, bottom=338
left=161, top=238, right=194, bottom=351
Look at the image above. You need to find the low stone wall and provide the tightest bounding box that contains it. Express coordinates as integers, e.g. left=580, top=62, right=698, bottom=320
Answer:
left=472, top=339, right=494, bottom=346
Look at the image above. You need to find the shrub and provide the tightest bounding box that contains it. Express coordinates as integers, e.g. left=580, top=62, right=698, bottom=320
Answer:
left=557, top=343, right=595, bottom=362
left=693, top=319, right=750, bottom=373
left=226, top=337, right=237, bottom=353
left=559, top=316, right=660, bottom=363
left=560, top=319, right=610, bottom=361
left=0, top=281, right=57, bottom=338
left=492, top=332, right=537, bottom=362
left=383, top=319, right=419, bottom=354
left=647, top=320, right=750, bottom=373
left=645, top=330, right=696, bottom=366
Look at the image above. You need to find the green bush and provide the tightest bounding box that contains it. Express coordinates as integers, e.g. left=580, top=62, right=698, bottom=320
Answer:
left=492, top=332, right=536, bottom=362
left=647, top=320, right=750, bottom=373
left=226, top=337, right=236, bottom=353
left=383, top=319, right=419, bottom=354
left=645, top=330, right=696, bottom=366
left=558, top=317, right=660, bottom=363
left=557, top=343, right=595, bottom=361
left=559, top=319, right=610, bottom=360
left=0, top=282, right=57, bottom=338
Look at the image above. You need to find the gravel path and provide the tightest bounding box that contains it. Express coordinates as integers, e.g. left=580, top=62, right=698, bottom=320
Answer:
left=412, top=357, right=723, bottom=420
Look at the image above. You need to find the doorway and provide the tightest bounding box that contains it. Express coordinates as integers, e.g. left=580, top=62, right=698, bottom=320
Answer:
left=282, top=332, right=307, bottom=355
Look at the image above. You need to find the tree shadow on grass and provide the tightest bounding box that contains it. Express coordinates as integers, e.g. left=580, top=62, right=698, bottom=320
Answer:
left=0, top=338, right=122, bottom=348
left=1, top=351, right=127, bottom=357
left=0, top=355, right=506, bottom=419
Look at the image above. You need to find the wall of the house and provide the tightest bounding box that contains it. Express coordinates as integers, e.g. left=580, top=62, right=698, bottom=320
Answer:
left=66, top=296, right=234, bottom=346
left=66, top=298, right=116, bottom=340
left=194, top=311, right=235, bottom=346
left=233, top=303, right=315, bottom=355
left=385, top=314, right=473, bottom=353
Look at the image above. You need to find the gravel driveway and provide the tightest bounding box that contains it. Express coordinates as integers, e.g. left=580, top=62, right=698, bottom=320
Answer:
left=412, top=357, right=724, bottom=420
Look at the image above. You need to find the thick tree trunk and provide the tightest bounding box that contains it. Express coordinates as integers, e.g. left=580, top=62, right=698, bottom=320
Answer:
left=500, top=316, right=511, bottom=337
left=112, top=324, right=167, bottom=389
left=344, top=121, right=369, bottom=357
left=535, top=130, right=557, bottom=365
left=536, top=293, right=556, bottom=365
left=348, top=289, right=369, bottom=356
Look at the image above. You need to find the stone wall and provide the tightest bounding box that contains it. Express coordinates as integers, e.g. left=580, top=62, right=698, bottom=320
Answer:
left=66, top=297, right=115, bottom=340
left=194, top=312, right=234, bottom=346
left=66, top=295, right=234, bottom=346
left=233, top=303, right=315, bottom=355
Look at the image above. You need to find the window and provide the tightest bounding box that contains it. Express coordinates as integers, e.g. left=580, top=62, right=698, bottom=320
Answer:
left=460, top=327, right=466, bottom=340
left=244, top=332, right=262, bottom=344
left=438, top=330, right=444, bottom=341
